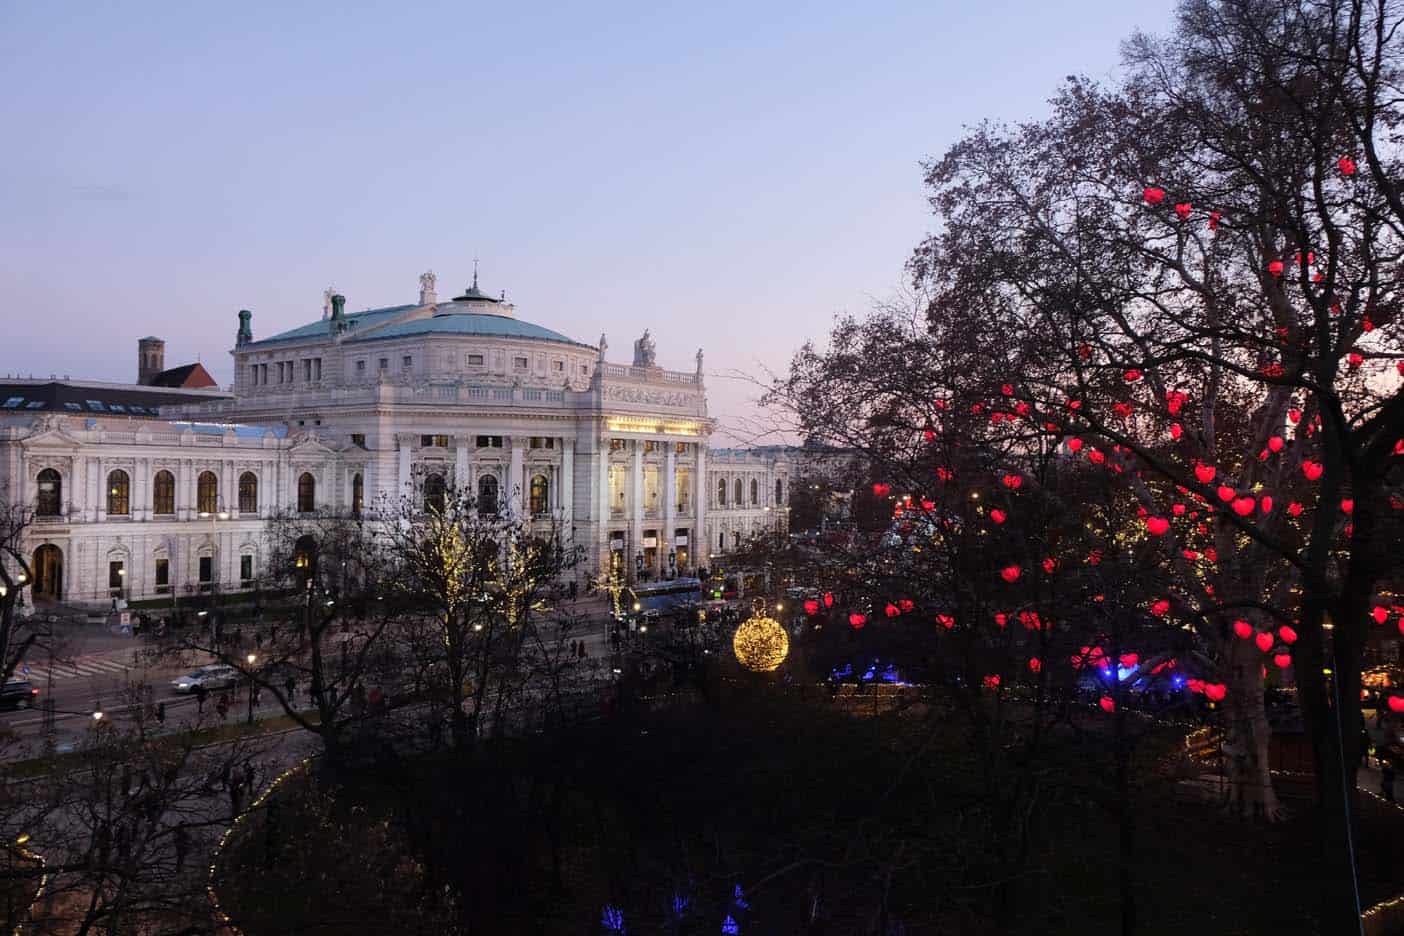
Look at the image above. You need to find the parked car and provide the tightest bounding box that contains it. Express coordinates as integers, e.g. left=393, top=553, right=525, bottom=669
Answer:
left=0, top=679, right=39, bottom=710
left=170, top=664, right=240, bottom=694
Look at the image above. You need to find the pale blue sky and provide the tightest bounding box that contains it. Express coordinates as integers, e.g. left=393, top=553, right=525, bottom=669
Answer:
left=0, top=1, right=1172, bottom=441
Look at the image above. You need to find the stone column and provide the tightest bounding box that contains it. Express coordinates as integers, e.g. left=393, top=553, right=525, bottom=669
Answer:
left=695, top=446, right=708, bottom=572
left=596, top=444, right=610, bottom=575
left=397, top=436, right=412, bottom=506
left=454, top=436, right=470, bottom=498
left=663, top=445, right=676, bottom=578
left=508, top=441, right=525, bottom=521
left=630, top=441, right=644, bottom=580
left=561, top=438, right=575, bottom=529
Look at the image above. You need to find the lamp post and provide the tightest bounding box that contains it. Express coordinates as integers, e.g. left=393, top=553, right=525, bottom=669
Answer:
left=246, top=653, right=258, bottom=725
left=197, top=499, right=231, bottom=603
left=668, top=549, right=676, bottom=581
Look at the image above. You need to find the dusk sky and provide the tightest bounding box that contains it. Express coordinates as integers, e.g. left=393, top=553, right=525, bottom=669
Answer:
left=0, top=1, right=1172, bottom=443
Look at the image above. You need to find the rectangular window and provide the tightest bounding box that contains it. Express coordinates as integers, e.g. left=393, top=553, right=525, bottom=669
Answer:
left=304, top=359, right=313, bottom=382
left=313, top=358, right=322, bottom=381
left=402, top=355, right=413, bottom=370
left=240, top=554, right=253, bottom=585
left=553, top=360, right=564, bottom=371
left=513, top=356, right=528, bottom=370
left=421, top=435, right=449, bottom=448
left=155, top=558, right=170, bottom=593
left=108, top=561, right=125, bottom=591
left=476, top=435, right=502, bottom=448
left=529, top=437, right=555, bottom=449
left=467, top=353, right=484, bottom=366
left=351, top=433, right=366, bottom=447
left=643, top=440, right=657, bottom=453
left=675, top=442, right=689, bottom=454
left=379, top=358, right=389, bottom=371
left=356, top=360, right=366, bottom=375
left=610, top=438, right=625, bottom=452
left=198, top=556, right=213, bottom=586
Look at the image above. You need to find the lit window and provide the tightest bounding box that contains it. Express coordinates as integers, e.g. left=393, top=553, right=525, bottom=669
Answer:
left=468, top=353, right=484, bottom=366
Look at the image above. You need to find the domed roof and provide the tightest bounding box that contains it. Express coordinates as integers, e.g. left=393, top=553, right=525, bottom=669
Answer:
left=357, top=308, right=591, bottom=348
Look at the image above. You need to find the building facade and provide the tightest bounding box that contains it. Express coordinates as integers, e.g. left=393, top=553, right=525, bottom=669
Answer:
left=1, top=271, right=793, bottom=606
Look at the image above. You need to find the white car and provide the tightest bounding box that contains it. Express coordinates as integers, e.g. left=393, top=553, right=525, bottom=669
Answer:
left=170, top=664, right=239, bottom=694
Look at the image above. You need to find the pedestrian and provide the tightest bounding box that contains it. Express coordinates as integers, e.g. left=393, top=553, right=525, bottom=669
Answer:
left=220, top=760, right=231, bottom=791
left=254, top=630, right=263, bottom=650
left=284, top=675, right=296, bottom=705
left=121, top=766, right=132, bottom=798
left=215, top=693, right=230, bottom=722
left=243, top=761, right=256, bottom=793
left=173, top=822, right=189, bottom=874
left=156, top=701, right=166, bottom=724
left=229, top=780, right=244, bottom=816
left=193, top=684, right=207, bottom=714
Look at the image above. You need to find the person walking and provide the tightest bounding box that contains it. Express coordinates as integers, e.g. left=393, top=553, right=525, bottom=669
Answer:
left=173, top=822, right=189, bottom=874
left=284, top=675, right=296, bottom=705
left=193, top=683, right=207, bottom=714
left=215, top=692, right=230, bottom=722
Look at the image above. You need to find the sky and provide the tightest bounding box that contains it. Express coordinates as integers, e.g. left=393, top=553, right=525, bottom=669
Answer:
left=0, top=0, right=1175, bottom=444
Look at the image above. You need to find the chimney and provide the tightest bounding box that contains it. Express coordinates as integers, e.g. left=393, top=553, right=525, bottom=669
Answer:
left=331, top=294, right=346, bottom=320
left=137, top=337, right=165, bottom=385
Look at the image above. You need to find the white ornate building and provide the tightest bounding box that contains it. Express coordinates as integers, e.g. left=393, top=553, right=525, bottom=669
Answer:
left=1, top=271, right=793, bottom=606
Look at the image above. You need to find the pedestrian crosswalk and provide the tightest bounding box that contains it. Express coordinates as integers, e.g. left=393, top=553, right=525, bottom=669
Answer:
left=18, top=655, right=137, bottom=683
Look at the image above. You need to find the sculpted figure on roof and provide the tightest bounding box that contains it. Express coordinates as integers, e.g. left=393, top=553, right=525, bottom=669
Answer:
left=633, top=329, right=657, bottom=368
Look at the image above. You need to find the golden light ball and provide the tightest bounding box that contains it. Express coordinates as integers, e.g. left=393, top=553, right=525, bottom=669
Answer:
left=732, top=611, right=789, bottom=672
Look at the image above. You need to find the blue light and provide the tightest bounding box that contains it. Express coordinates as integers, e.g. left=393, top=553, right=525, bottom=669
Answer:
left=733, top=885, right=750, bottom=910
left=881, top=664, right=902, bottom=683
left=601, top=905, right=626, bottom=933
left=672, top=893, right=690, bottom=917
left=861, top=667, right=876, bottom=681
left=722, top=914, right=740, bottom=934
left=1172, top=675, right=1185, bottom=688
left=1117, top=665, right=1138, bottom=681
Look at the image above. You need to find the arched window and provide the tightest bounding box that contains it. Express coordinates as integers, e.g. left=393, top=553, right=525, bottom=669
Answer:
left=297, top=473, right=316, bottom=514
left=717, top=478, right=727, bottom=506
left=733, top=531, right=742, bottom=548
left=424, top=473, right=447, bottom=514
left=106, top=470, right=130, bottom=516
left=529, top=474, right=549, bottom=516
left=734, top=479, right=743, bottom=506
left=477, top=474, right=499, bottom=516
left=152, top=470, right=175, bottom=516
left=750, top=478, right=759, bottom=505
left=776, top=479, right=784, bottom=504
left=238, top=472, right=258, bottom=514
left=197, top=471, right=218, bottom=514
left=35, top=469, right=61, bottom=517
left=719, top=531, right=725, bottom=550
left=352, top=473, right=364, bottom=518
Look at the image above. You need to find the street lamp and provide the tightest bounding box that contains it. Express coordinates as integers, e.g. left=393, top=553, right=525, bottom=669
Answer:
left=197, top=500, right=231, bottom=597
left=246, top=653, right=258, bottom=725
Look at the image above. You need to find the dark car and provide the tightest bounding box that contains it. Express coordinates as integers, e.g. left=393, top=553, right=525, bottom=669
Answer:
left=0, top=679, right=39, bottom=710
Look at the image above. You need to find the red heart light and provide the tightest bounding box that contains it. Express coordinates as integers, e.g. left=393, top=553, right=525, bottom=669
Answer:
left=1389, top=696, right=1404, bottom=714
left=1338, top=156, right=1357, bottom=176
left=1194, top=463, right=1216, bottom=484
left=803, top=599, right=819, bottom=616
left=1233, top=620, right=1253, bottom=640
left=1000, top=565, right=1021, bottom=583
left=990, top=509, right=1007, bottom=525
left=1028, top=657, right=1042, bottom=673
left=993, top=613, right=1007, bottom=628
left=1099, top=696, right=1116, bottom=713
left=937, top=613, right=955, bottom=630
left=1208, top=210, right=1221, bottom=230
left=1067, top=437, right=1083, bottom=453
left=1255, top=632, right=1274, bottom=653
left=1151, top=599, right=1170, bottom=617
left=1123, top=368, right=1143, bottom=382
left=1268, top=436, right=1284, bottom=453
left=1273, top=653, right=1292, bottom=669
left=1143, top=186, right=1165, bottom=205
left=1349, top=352, right=1364, bottom=369
left=1279, top=625, right=1297, bottom=644
left=848, top=612, right=866, bottom=629
left=1204, top=683, right=1227, bottom=702
left=1119, top=653, right=1139, bottom=668
left=1287, top=502, right=1304, bottom=517
left=872, top=483, right=891, bottom=497
left=1170, top=423, right=1183, bottom=440
left=1001, top=474, right=1023, bottom=490
left=1301, top=461, right=1323, bottom=481
left=1341, top=499, right=1354, bottom=514
left=1145, top=517, right=1169, bottom=536
left=1288, top=408, right=1302, bottom=424
left=1172, top=503, right=1186, bottom=516
left=1373, top=606, right=1389, bottom=625
left=1174, top=202, right=1192, bottom=220
left=1268, top=260, right=1284, bottom=277
left=1217, top=485, right=1236, bottom=503
left=822, top=592, right=834, bottom=608
left=1231, top=496, right=1256, bottom=517
left=1260, top=496, right=1273, bottom=514
left=884, top=603, right=899, bottom=618
left=1042, top=557, right=1056, bottom=574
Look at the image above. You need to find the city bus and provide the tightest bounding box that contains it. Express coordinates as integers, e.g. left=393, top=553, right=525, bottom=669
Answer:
left=625, top=577, right=704, bottom=618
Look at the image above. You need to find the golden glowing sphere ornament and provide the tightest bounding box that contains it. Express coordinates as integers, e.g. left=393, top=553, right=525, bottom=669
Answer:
left=732, top=598, right=790, bottom=672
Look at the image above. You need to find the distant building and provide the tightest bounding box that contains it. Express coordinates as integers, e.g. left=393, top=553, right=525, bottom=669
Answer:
left=2, top=270, right=794, bottom=605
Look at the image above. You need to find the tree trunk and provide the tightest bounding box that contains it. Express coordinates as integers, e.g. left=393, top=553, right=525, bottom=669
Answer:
left=1223, top=641, right=1283, bottom=820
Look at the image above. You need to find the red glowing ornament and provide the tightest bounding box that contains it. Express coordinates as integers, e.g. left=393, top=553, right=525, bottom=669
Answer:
left=1260, top=496, right=1273, bottom=515
left=1268, top=259, right=1284, bottom=277
left=990, top=508, right=1007, bottom=525
left=803, top=599, right=820, bottom=616
left=1388, top=696, right=1404, bottom=714
left=1288, top=408, right=1302, bottom=424
left=1041, top=557, right=1056, bottom=574
left=1231, top=496, right=1256, bottom=517
left=1301, top=460, right=1323, bottom=481
left=1273, top=653, right=1292, bottom=669
left=898, top=599, right=914, bottom=614
left=1000, top=565, right=1022, bottom=583
left=1233, top=620, right=1253, bottom=640
left=1173, top=202, right=1192, bottom=220
left=1279, top=625, right=1298, bottom=644
left=1172, top=503, right=1186, bottom=516
left=1268, top=436, right=1284, bottom=453
left=1151, top=599, right=1170, bottom=617
left=1338, top=155, right=1357, bottom=176
left=1349, top=352, right=1364, bottom=369
left=1373, top=606, right=1389, bottom=625
left=993, top=613, right=1007, bottom=628
left=1001, top=383, right=1014, bottom=396
left=1341, top=498, right=1354, bottom=515
left=937, top=613, right=955, bottom=630
left=1028, top=657, right=1042, bottom=673
left=822, top=592, right=834, bottom=608
left=1119, top=653, right=1139, bottom=668
left=921, top=498, right=935, bottom=511
left=1067, top=437, right=1083, bottom=453
left=1194, top=463, right=1216, bottom=484
left=1170, top=423, right=1183, bottom=440
left=1099, top=696, right=1116, bottom=713
left=1143, top=186, right=1165, bottom=205
left=1255, top=632, right=1275, bottom=653
left=1123, top=368, right=1143, bottom=382
left=1204, top=683, right=1227, bottom=702
left=1001, top=473, right=1023, bottom=490
left=884, top=603, right=899, bottom=618
left=1208, top=210, right=1221, bottom=231
left=872, top=483, right=891, bottom=497
left=1088, top=448, right=1105, bottom=465
left=982, top=674, right=1001, bottom=689
left=848, top=612, right=866, bottom=629
left=1146, top=516, right=1169, bottom=536
left=1217, top=485, right=1236, bottom=503
left=1287, top=501, right=1304, bottom=517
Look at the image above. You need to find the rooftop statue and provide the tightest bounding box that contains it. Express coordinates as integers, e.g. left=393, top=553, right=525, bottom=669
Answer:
left=633, top=329, right=657, bottom=368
